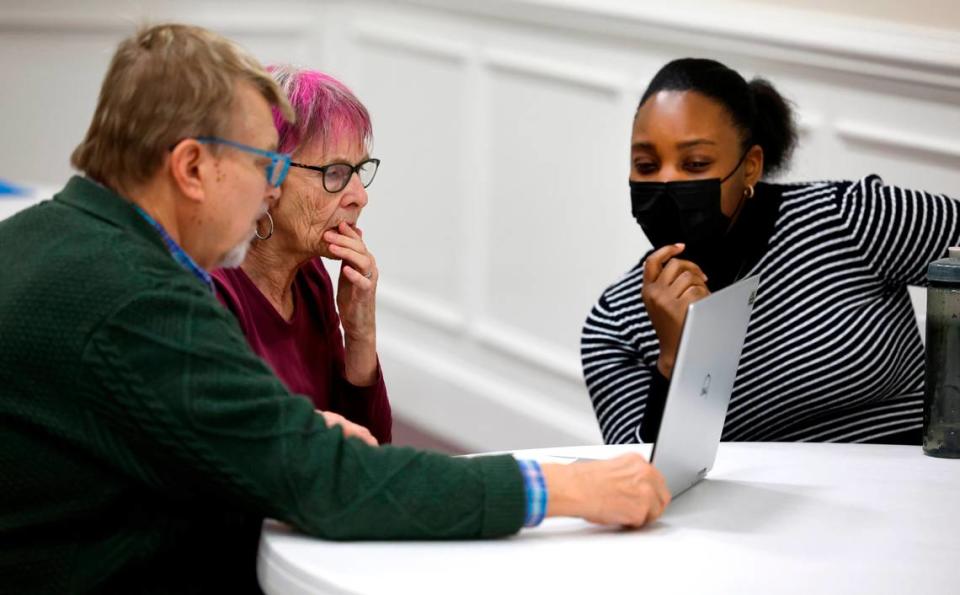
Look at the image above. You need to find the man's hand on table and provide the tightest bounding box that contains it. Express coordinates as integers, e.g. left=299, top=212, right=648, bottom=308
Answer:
left=541, top=454, right=671, bottom=527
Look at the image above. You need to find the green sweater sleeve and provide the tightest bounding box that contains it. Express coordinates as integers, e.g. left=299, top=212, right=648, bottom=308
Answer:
left=81, top=287, right=525, bottom=540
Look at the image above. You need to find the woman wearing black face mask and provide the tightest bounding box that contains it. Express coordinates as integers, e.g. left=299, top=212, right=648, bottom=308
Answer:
left=581, top=57, right=960, bottom=445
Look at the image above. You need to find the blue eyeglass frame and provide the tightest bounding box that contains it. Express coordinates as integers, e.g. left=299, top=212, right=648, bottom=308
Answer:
left=194, top=136, right=291, bottom=188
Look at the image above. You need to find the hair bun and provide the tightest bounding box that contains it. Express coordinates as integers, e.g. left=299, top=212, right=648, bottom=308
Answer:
left=748, top=77, right=797, bottom=177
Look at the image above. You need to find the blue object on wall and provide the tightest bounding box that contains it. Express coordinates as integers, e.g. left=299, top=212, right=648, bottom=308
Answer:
left=0, top=179, right=29, bottom=197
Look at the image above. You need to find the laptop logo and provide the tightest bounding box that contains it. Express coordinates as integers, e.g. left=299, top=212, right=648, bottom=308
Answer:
left=699, top=374, right=712, bottom=397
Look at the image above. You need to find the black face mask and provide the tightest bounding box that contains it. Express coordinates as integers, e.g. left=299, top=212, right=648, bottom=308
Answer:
left=630, top=151, right=748, bottom=267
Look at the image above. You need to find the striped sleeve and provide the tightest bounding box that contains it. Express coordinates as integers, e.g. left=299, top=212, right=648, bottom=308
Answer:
left=845, top=175, right=960, bottom=286
left=580, top=261, right=658, bottom=444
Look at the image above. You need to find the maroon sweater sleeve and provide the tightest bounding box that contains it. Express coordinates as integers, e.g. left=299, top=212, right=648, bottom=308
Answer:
left=211, top=261, right=392, bottom=444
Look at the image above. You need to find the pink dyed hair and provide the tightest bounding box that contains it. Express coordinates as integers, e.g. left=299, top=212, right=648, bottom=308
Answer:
left=267, top=64, right=372, bottom=156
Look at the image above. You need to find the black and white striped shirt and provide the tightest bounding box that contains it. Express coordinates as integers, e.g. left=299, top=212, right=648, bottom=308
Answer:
left=582, top=176, right=960, bottom=444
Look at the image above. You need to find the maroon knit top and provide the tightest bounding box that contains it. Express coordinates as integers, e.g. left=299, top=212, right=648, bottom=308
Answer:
left=212, top=258, right=392, bottom=443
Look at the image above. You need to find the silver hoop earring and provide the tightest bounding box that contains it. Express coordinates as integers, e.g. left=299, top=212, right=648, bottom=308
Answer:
left=743, top=185, right=755, bottom=199
left=256, top=212, right=274, bottom=240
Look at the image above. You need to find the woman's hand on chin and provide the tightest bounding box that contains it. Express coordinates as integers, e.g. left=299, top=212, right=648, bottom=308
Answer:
left=326, top=221, right=378, bottom=343
left=642, top=243, right=711, bottom=378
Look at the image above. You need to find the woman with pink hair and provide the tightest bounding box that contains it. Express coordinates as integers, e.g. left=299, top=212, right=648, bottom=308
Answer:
left=213, top=65, right=390, bottom=445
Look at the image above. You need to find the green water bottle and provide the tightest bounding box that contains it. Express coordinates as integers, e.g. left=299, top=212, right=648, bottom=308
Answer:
left=923, top=247, right=960, bottom=458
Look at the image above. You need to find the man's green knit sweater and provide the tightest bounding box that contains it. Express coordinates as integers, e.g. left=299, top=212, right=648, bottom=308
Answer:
left=0, top=177, right=526, bottom=593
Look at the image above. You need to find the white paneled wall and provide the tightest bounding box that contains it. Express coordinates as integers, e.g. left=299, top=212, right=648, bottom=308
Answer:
left=1, top=0, right=958, bottom=451
left=319, top=1, right=960, bottom=451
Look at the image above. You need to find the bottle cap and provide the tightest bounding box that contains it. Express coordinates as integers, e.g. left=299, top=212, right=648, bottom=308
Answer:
left=928, top=248, right=960, bottom=284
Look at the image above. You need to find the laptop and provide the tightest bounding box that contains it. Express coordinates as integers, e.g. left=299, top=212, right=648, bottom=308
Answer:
left=649, top=274, right=760, bottom=498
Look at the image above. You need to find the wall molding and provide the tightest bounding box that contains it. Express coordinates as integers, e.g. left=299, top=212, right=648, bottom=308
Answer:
left=377, top=282, right=466, bottom=334
left=378, top=332, right=602, bottom=450
left=379, top=284, right=586, bottom=384
left=403, top=0, right=960, bottom=91
left=470, top=318, right=584, bottom=383
left=835, top=120, right=960, bottom=165
left=351, top=22, right=471, bottom=63
left=482, top=47, right=627, bottom=96
left=0, top=11, right=314, bottom=36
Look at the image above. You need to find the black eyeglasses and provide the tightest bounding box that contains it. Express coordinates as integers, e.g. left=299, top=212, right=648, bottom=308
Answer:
left=289, top=158, right=380, bottom=193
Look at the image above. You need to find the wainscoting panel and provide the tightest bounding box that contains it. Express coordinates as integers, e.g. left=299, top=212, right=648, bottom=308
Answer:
left=349, top=24, right=471, bottom=319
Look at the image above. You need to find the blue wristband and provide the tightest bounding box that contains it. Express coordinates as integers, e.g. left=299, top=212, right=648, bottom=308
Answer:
left=517, top=459, right=547, bottom=528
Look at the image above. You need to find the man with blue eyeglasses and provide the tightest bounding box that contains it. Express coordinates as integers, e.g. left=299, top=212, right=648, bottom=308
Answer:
left=0, top=23, right=669, bottom=595
left=0, top=24, right=300, bottom=593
